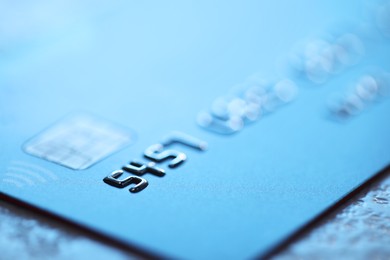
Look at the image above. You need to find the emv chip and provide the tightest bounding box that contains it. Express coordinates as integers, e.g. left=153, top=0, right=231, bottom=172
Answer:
left=24, top=113, right=134, bottom=170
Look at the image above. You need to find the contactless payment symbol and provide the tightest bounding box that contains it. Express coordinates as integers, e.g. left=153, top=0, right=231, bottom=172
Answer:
left=2, top=161, right=58, bottom=188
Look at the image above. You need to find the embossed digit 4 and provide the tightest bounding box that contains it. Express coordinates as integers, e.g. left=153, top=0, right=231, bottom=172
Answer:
left=123, top=161, right=165, bottom=177
left=103, top=132, right=208, bottom=193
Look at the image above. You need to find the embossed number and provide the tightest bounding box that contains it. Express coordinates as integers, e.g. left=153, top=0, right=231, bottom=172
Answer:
left=103, top=170, right=148, bottom=193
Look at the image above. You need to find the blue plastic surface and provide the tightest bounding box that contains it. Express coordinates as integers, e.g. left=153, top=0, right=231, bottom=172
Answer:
left=1, top=1, right=390, bottom=259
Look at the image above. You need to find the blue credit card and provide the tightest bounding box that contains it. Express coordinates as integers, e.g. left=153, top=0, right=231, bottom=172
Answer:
left=1, top=1, right=390, bottom=259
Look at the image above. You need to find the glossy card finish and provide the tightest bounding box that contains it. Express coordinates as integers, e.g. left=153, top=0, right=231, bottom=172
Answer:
left=1, top=1, right=390, bottom=259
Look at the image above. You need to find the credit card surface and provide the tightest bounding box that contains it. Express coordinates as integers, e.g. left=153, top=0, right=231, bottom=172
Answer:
left=1, top=1, right=390, bottom=259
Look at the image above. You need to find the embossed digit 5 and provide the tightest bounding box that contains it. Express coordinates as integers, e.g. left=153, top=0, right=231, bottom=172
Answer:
left=103, top=170, right=148, bottom=193
left=144, top=144, right=186, bottom=168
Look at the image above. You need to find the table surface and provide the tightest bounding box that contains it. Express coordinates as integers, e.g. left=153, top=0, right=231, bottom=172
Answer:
left=1, top=167, right=389, bottom=259
left=1, top=1, right=390, bottom=259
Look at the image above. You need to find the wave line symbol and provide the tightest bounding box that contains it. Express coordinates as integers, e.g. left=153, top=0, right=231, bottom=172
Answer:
left=2, top=161, right=58, bottom=188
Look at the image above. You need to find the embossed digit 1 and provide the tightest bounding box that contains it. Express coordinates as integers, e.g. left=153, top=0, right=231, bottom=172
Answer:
left=144, top=132, right=208, bottom=168
left=103, top=132, right=208, bottom=193
left=161, top=131, right=208, bottom=151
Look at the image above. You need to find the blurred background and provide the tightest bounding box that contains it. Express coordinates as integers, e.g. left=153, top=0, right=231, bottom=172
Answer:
left=1, top=0, right=390, bottom=259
